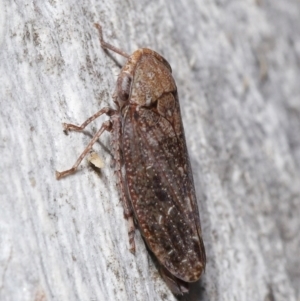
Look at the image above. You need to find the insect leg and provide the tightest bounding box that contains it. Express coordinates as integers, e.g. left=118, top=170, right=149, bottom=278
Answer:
left=62, top=107, right=116, bottom=133
left=94, top=23, right=130, bottom=59
left=56, top=120, right=112, bottom=180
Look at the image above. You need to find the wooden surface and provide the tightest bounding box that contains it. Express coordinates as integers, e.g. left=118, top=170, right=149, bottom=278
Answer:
left=1, top=0, right=300, bottom=300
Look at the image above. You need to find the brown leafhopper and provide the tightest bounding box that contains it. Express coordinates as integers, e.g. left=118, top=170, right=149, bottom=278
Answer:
left=56, top=23, right=206, bottom=295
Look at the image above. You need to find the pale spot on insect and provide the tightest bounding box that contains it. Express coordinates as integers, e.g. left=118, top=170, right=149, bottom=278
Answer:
left=147, top=135, right=159, bottom=147
left=145, top=93, right=152, bottom=106
left=185, top=196, right=193, bottom=212
left=167, top=206, right=175, bottom=215
left=158, top=215, right=163, bottom=224
left=181, top=259, right=188, bottom=263
left=178, top=167, right=184, bottom=176
left=147, top=71, right=155, bottom=79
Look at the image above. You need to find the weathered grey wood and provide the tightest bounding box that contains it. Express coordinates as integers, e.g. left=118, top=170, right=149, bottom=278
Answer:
left=1, top=0, right=300, bottom=300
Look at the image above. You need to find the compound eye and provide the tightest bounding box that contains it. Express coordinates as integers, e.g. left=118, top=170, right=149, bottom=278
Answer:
left=118, top=74, right=132, bottom=102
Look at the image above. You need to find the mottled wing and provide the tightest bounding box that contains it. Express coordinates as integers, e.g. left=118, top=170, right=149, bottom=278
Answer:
left=122, top=93, right=206, bottom=282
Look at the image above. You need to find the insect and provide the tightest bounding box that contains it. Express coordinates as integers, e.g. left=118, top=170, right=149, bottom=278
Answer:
left=56, top=23, right=206, bottom=295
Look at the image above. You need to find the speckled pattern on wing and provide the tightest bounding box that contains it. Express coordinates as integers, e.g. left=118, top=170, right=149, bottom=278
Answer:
left=119, top=49, right=206, bottom=282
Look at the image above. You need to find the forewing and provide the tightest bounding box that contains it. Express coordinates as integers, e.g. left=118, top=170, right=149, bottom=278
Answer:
left=122, top=93, right=205, bottom=282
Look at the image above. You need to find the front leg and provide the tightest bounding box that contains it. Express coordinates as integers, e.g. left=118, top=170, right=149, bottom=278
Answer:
left=56, top=120, right=112, bottom=179
left=62, top=107, right=116, bottom=133
left=56, top=107, right=117, bottom=179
